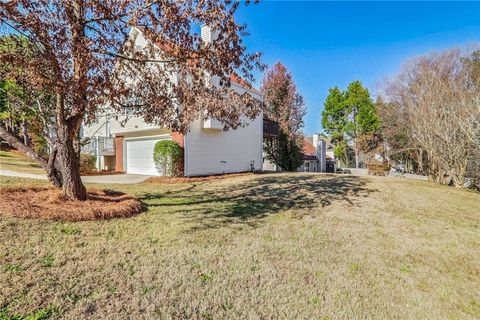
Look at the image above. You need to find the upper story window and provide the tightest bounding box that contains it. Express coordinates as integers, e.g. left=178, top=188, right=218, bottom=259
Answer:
left=124, top=106, right=141, bottom=116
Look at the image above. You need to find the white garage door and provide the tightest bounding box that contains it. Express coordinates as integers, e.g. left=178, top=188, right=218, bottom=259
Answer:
left=125, top=136, right=170, bottom=176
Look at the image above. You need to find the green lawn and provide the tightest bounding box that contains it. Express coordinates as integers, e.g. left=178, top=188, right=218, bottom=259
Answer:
left=0, top=150, right=44, bottom=174
left=0, top=173, right=479, bottom=319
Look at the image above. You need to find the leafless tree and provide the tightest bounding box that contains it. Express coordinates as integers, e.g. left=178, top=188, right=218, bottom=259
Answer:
left=383, top=48, right=480, bottom=186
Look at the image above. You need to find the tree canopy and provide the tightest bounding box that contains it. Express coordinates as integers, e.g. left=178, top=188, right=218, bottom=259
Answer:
left=262, top=62, right=305, bottom=171
left=321, top=80, right=380, bottom=168
left=381, top=48, right=480, bottom=187
left=0, top=0, right=264, bottom=200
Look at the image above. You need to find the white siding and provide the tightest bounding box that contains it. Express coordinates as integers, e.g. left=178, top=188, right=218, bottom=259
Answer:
left=83, top=114, right=161, bottom=139
left=184, top=80, right=263, bottom=177
left=184, top=114, right=263, bottom=176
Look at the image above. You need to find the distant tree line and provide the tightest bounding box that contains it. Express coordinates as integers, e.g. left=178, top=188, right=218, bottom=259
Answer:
left=322, top=48, right=480, bottom=189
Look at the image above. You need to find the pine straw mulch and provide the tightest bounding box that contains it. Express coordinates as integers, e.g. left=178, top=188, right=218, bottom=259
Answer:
left=0, top=187, right=143, bottom=221
left=145, top=172, right=256, bottom=184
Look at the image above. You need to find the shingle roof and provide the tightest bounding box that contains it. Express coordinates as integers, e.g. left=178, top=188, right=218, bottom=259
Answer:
left=303, top=138, right=316, bottom=156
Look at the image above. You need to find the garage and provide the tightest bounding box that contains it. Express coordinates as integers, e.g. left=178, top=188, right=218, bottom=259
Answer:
left=124, top=136, right=170, bottom=176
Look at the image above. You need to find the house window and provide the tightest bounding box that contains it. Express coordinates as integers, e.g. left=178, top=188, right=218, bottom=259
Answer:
left=125, top=105, right=142, bottom=115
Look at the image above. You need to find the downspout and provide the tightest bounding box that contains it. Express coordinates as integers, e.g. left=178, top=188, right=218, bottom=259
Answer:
left=95, top=136, right=100, bottom=171
left=184, top=133, right=188, bottom=177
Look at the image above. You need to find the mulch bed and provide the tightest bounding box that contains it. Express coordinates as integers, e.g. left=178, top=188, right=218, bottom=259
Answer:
left=145, top=172, right=256, bottom=184
left=0, top=187, right=143, bottom=221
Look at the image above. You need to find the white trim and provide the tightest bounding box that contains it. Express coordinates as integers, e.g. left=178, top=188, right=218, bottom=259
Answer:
left=230, top=81, right=263, bottom=98
left=123, top=134, right=171, bottom=141
left=122, top=138, right=126, bottom=173
left=183, top=134, right=188, bottom=177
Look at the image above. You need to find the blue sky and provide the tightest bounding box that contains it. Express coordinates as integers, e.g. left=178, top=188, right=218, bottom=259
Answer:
left=235, top=1, right=480, bottom=135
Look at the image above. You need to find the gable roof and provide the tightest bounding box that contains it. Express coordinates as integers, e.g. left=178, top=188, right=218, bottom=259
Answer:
left=133, top=26, right=259, bottom=93
left=303, top=138, right=316, bottom=156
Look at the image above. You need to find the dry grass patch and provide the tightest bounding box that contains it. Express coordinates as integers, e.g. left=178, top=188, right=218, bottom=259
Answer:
left=145, top=171, right=255, bottom=184
left=0, top=187, right=142, bottom=221
left=0, top=150, right=44, bottom=174
left=0, top=173, right=479, bottom=319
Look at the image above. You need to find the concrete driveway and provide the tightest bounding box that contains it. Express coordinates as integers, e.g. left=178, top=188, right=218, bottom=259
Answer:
left=82, top=173, right=151, bottom=184
left=0, top=169, right=151, bottom=184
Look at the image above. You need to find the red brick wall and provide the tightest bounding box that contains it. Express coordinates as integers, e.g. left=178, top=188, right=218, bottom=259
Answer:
left=115, top=136, right=124, bottom=172
left=171, top=132, right=184, bottom=147
left=171, top=132, right=185, bottom=176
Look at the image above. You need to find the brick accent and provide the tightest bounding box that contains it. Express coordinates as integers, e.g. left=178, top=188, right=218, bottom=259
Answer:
left=171, top=132, right=185, bottom=176
left=115, top=135, right=124, bottom=172
left=171, top=132, right=184, bottom=147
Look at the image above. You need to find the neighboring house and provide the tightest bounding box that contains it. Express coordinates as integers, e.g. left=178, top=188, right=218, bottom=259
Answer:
left=262, top=133, right=327, bottom=173
left=298, top=134, right=327, bottom=172
left=82, top=25, right=264, bottom=177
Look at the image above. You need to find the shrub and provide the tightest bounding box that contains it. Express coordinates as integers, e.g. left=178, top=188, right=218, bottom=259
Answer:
left=367, top=161, right=389, bottom=176
left=153, top=140, right=183, bottom=177
left=80, top=153, right=97, bottom=174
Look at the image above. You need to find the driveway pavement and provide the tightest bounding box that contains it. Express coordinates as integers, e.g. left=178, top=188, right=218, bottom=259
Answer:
left=82, top=173, right=151, bottom=184
left=0, top=169, right=151, bottom=184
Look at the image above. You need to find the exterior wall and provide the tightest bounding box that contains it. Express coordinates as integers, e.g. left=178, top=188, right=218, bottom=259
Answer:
left=103, top=156, right=116, bottom=171
left=262, top=157, right=279, bottom=172
left=184, top=78, right=263, bottom=177
left=317, top=140, right=327, bottom=172
left=115, top=136, right=124, bottom=172
left=326, top=150, right=335, bottom=161
left=184, top=115, right=263, bottom=176
left=171, top=132, right=184, bottom=147
left=120, top=128, right=171, bottom=139
left=298, top=160, right=320, bottom=172
left=171, top=132, right=185, bottom=176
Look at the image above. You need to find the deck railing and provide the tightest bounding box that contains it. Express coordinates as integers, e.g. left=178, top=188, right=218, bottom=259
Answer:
left=263, top=118, right=279, bottom=137
left=81, top=136, right=115, bottom=156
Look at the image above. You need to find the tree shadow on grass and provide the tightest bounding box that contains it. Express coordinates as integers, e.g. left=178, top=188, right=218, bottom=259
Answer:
left=139, top=174, right=377, bottom=231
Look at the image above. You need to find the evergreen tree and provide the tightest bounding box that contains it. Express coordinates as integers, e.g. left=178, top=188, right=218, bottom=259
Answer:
left=321, top=81, right=380, bottom=168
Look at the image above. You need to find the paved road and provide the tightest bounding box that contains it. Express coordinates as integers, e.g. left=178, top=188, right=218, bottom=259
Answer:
left=0, top=169, right=151, bottom=184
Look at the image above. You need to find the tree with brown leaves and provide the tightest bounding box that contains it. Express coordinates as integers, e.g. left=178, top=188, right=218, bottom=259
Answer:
left=0, top=0, right=264, bottom=200
left=262, top=62, right=306, bottom=171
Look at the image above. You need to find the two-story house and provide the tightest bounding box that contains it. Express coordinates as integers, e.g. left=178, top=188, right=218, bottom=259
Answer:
left=82, top=25, right=266, bottom=177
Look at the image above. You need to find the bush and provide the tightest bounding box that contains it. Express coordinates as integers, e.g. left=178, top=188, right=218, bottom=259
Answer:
left=80, top=153, right=97, bottom=174
left=367, top=161, right=389, bottom=176
left=153, top=140, right=183, bottom=177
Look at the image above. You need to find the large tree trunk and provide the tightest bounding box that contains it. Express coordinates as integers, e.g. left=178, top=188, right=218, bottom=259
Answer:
left=56, top=121, right=87, bottom=201
left=354, top=139, right=360, bottom=169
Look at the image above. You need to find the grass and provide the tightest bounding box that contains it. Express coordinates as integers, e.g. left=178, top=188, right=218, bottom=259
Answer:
left=0, top=173, right=479, bottom=319
left=0, top=150, right=44, bottom=174
left=0, top=305, right=58, bottom=320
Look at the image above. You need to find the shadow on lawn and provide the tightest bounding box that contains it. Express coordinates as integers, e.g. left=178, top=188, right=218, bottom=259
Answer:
left=140, top=174, right=377, bottom=230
